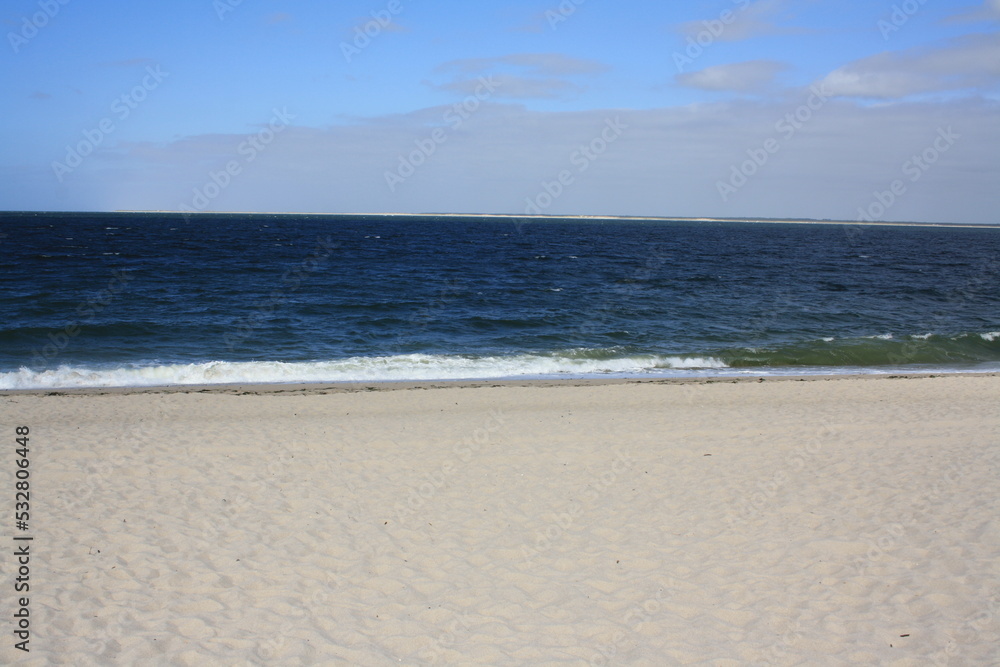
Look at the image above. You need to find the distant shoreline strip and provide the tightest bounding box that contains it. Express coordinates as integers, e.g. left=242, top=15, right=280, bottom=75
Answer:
left=1, top=210, right=997, bottom=229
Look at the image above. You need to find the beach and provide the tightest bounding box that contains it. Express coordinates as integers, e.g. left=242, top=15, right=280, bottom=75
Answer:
left=2, top=373, right=999, bottom=665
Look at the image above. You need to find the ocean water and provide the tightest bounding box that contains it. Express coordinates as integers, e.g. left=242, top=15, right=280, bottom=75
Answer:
left=1, top=211, right=998, bottom=389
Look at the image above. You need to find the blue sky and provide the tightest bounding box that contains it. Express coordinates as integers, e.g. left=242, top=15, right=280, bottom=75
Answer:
left=2, top=0, right=998, bottom=222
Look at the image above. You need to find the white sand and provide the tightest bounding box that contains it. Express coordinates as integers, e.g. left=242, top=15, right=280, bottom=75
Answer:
left=2, top=375, right=999, bottom=665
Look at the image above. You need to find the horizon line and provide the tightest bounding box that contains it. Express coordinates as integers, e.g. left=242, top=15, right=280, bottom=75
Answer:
left=1, top=210, right=998, bottom=229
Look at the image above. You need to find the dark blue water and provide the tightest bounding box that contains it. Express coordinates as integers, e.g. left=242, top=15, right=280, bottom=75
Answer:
left=1, top=212, right=998, bottom=388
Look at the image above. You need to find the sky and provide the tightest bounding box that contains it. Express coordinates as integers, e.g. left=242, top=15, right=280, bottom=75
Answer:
left=1, top=0, right=998, bottom=223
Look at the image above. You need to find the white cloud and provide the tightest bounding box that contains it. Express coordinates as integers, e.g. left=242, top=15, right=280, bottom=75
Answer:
left=430, top=53, right=608, bottom=100
left=436, top=54, right=608, bottom=77
left=343, top=14, right=409, bottom=36
left=945, top=0, right=1000, bottom=24
left=677, top=60, right=788, bottom=93
left=511, top=12, right=552, bottom=34
left=820, top=32, right=1000, bottom=99
left=678, top=0, right=806, bottom=43
left=37, top=96, right=998, bottom=225
left=432, top=74, right=581, bottom=100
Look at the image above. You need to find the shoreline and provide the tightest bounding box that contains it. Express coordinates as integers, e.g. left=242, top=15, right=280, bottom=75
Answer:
left=4, top=369, right=998, bottom=396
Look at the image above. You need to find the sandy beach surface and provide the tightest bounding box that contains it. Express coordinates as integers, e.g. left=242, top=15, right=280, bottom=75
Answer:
left=2, top=374, right=999, bottom=665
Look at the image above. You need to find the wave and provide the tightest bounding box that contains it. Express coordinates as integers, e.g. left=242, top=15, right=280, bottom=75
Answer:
left=1, top=332, right=998, bottom=390
left=0, top=352, right=730, bottom=390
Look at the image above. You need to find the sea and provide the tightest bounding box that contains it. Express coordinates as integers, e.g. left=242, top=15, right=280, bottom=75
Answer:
left=1, top=211, right=998, bottom=390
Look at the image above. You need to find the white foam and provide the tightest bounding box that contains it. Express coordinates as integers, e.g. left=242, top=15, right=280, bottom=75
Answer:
left=981, top=331, right=1000, bottom=342
left=0, top=353, right=733, bottom=390
left=657, top=356, right=729, bottom=370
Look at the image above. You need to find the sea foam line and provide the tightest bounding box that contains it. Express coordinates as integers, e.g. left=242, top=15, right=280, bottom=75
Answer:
left=0, top=353, right=730, bottom=390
